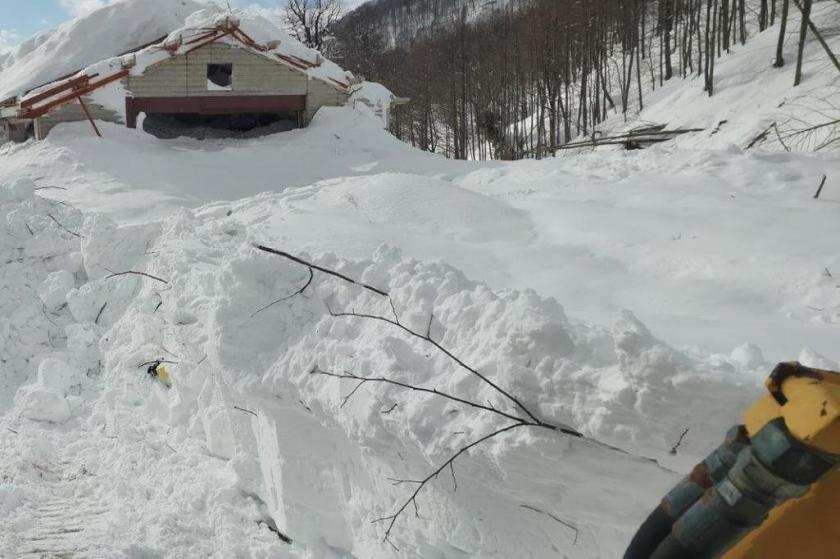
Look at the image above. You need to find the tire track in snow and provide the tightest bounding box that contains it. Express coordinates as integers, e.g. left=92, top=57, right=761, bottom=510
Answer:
left=14, top=489, right=110, bottom=558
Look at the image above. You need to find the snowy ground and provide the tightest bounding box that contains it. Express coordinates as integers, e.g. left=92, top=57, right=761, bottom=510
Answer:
left=2, top=106, right=838, bottom=557
left=3, top=108, right=839, bottom=364
left=2, top=6, right=840, bottom=558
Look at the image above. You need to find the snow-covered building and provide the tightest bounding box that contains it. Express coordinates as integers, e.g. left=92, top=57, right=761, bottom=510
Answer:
left=0, top=8, right=395, bottom=142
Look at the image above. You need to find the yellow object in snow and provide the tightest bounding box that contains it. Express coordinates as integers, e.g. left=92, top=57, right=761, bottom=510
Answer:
left=623, top=362, right=840, bottom=559
left=155, top=364, right=172, bottom=388
left=721, top=364, right=840, bottom=558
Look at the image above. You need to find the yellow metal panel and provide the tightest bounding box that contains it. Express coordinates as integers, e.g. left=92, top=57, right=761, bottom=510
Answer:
left=722, top=467, right=840, bottom=558
left=780, top=376, right=840, bottom=454
left=727, top=368, right=840, bottom=557
left=743, top=395, right=781, bottom=437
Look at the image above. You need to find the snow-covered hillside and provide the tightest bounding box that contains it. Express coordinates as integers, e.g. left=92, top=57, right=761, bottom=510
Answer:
left=1, top=2, right=839, bottom=558
left=606, top=0, right=840, bottom=153
left=340, top=0, right=514, bottom=48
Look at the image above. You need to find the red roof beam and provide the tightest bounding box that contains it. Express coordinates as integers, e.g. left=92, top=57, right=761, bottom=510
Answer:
left=183, top=28, right=234, bottom=54
left=275, top=53, right=310, bottom=71
left=23, top=69, right=129, bottom=119
left=182, top=29, right=222, bottom=47
left=290, top=55, right=317, bottom=68
left=232, top=27, right=265, bottom=51
left=20, top=74, right=96, bottom=109
left=328, top=77, right=350, bottom=91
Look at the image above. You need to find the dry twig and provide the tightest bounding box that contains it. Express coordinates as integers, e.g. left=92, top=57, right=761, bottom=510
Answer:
left=47, top=213, right=82, bottom=238
left=251, top=267, right=314, bottom=317
left=254, top=244, right=387, bottom=297
left=105, top=268, right=169, bottom=284
left=234, top=406, right=258, bottom=417
left=519, top=504, right=579, bottom=545
left=670, top=428, right=691, bottom=455
left=372, top=422, right=527, bottom=548
left=94, top=302, right=107, bottom=325
left=259, top=244, right=584, bottom=546
left=814, top=174, right=827, bottom=199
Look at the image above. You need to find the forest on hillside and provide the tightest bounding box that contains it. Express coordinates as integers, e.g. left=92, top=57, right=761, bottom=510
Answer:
left=334, top=0, right=838, bottom=160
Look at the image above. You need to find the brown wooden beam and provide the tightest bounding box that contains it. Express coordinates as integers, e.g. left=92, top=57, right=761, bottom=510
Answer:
left=77, top=96, right=102, bottom=138
left=22, top=70, right=129, bottom=118
left=184, top=29, right=234, bottom=54
left=126, top=95, right=307, bottom=117
left=21, top=74, right=94, bottom=109
left=182, top=29, right=221, bottom=47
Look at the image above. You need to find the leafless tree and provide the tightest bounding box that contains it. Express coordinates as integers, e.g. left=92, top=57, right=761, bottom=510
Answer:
left=285, top=0, right=344, bottom=53
left=336, top=0, right=838, bottom=160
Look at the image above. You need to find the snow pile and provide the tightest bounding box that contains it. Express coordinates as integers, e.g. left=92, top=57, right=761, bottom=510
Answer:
left=0, top=167, right=774, bottom=556
left=0, top=173, right=796, bottom=556
left=6, top=105, right=838, bottom=363
left=0, top=178, right=84, bottom=413
left=0, top=191, right=290, bottom=557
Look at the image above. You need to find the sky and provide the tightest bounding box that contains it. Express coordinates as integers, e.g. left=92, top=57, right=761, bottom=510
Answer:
left=0, top=0, right=365, bottom=51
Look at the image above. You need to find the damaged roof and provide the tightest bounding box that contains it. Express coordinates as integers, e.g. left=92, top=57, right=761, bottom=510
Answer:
left=1, top=3, right=358, bottom=113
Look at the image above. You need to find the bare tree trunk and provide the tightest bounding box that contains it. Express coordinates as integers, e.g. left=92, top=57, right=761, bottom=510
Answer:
left=760, top=0, right=769, bottom=30
left=793, top=0, right=812, bottom=85
left=775, top=0, right=790, bottom=67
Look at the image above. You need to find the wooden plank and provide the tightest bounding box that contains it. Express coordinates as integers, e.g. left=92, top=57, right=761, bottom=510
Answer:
left=77, top=96, right=102, bottom=138
left=21, top=74, right=94, bottom=109
left=275, top=53, right=310, bottom=71
left=183, top=30, right=220, bottom=47
left=184, top=29, right=234, bottom=54
left=128, top=94, right=307, bottom=115
left=116, top=34, right=169, bottom=57
left=327, top=77, right=350, bottom=91
left=232, top=28, right=264, bottom=51
left=23, top=70, right=129, bottom=118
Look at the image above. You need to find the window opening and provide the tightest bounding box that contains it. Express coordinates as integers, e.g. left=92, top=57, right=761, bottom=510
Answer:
left=207, top=64, right=233, bottom=90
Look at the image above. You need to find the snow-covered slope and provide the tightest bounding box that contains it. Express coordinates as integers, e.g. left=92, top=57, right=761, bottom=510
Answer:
left=604, top=0, right=840, bottom=152
left=341, top=0, right=515, bottom=48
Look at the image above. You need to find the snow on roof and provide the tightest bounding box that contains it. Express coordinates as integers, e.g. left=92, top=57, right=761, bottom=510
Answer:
left=128, top=10, right=356, bottom=91
left=1, top=0, right=364, bottom=107
left=0, top=0, right=206, bottom=102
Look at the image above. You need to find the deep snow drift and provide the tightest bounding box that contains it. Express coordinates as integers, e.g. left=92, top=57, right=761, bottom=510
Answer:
left=0, top=173, right=763, bottom=558
left=2, top=2, right=840, bottom=558
left=2, top=106, right=839, bottom=556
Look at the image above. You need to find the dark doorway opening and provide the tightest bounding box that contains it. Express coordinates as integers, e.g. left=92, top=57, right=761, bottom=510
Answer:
left=142, top=112, right=298, bottom=140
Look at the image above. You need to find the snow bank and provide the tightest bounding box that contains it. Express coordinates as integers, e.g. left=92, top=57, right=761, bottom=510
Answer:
left=0, top=171, right=768, bottom=556
left=0, top=178, right=84, bottom=412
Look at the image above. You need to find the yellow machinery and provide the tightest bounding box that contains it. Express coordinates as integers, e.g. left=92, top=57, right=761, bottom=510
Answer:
left=624, top=362, right=840, bottom=558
